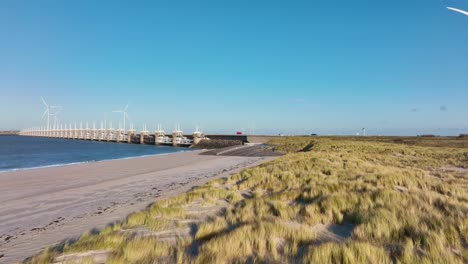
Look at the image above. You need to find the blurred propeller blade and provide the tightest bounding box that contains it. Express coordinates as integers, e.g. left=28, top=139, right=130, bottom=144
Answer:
left=447, top=7, right=468, bottom=16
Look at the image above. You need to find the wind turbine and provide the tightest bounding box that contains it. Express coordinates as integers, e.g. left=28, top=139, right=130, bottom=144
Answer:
left=113, top=103, right=130, bottom=131
left=40, top=97, right=50, bottom=131
left=447, top=7, right=468, bottom=16
left=40, top=97, right=61, bottom=131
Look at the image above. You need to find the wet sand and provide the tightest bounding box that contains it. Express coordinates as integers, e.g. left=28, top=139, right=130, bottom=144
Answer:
left=0, top=150, right=272, bottom=263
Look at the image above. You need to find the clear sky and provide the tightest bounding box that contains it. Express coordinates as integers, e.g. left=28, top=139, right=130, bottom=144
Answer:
left=1, top=0, right=467, bottom=135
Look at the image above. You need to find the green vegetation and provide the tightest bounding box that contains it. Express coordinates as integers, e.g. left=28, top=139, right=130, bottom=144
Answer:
left=26, top=137, right=468, bottom=263
left=192, top=139, right=243, bottom=149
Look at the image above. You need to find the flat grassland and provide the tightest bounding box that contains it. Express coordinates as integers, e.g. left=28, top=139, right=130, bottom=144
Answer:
left=27, top=137, right=468, bottom=263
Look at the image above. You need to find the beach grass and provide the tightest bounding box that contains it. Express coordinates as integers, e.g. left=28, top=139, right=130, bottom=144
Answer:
left=25, top=136, right=468, bottom=263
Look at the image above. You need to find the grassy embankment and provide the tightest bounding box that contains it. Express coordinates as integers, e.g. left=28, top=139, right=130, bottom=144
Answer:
left=28, top=137, right=468, bottom=263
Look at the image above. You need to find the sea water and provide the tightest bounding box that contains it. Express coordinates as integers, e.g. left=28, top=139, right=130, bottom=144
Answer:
left=0, top=135, right=189, bottom=173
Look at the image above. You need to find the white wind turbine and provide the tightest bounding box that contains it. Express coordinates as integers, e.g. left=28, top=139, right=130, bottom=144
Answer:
left=113, top=104, right=130, bottom=131
left=40, top=97, right=61, bottom=131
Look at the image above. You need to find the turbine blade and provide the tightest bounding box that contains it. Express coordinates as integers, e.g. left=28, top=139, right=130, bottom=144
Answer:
left=41, top=109, right=48, bottom=119
left=447, top=7, right=468, bottom=16
left=124, top=103, right=129, bottom=111
left=125, top=112, right=132, bottom=122
left=40, top=96, right=48, bottom=107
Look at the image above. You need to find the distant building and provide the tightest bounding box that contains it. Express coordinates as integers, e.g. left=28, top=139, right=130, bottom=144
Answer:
left=459, top=134, right=468, bottom=138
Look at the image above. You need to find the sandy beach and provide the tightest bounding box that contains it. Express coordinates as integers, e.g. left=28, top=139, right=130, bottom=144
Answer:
left=0, top=150, right=272, bottom=263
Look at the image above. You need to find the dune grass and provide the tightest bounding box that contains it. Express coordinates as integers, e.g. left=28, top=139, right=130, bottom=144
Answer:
left=25, top=136, right=468, bottom=263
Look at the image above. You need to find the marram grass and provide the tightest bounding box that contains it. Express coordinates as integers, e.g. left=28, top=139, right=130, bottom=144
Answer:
left=25, top=137, right=468, bottom=263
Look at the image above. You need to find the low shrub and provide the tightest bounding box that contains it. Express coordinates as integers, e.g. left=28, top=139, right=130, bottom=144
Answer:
left=193, top=139, right=243, bottom=149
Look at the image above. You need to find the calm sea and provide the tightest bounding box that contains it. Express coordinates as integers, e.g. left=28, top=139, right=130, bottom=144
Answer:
left=0, top=135, right=190, bottom=173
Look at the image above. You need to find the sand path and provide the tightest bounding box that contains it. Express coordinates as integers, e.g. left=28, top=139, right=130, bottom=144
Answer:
left=0, top=150, right=271, bottom=263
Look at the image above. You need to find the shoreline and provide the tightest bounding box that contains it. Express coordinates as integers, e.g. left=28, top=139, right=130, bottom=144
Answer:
left=0, top=149, right=192, bottom=174
left=0, top=150, right=275, bottom=263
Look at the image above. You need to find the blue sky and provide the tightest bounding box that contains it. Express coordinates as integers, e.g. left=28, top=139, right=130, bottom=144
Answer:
left=0, top=0, right=467, bottom=135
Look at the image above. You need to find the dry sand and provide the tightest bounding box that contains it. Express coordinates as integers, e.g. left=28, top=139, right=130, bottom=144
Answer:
left=0, top=150, right=273, bottom=263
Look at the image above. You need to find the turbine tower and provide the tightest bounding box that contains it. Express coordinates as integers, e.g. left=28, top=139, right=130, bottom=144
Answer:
left=52, top=109, right=61, bottom=130
left=113, top=103, right=130, bottom=131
